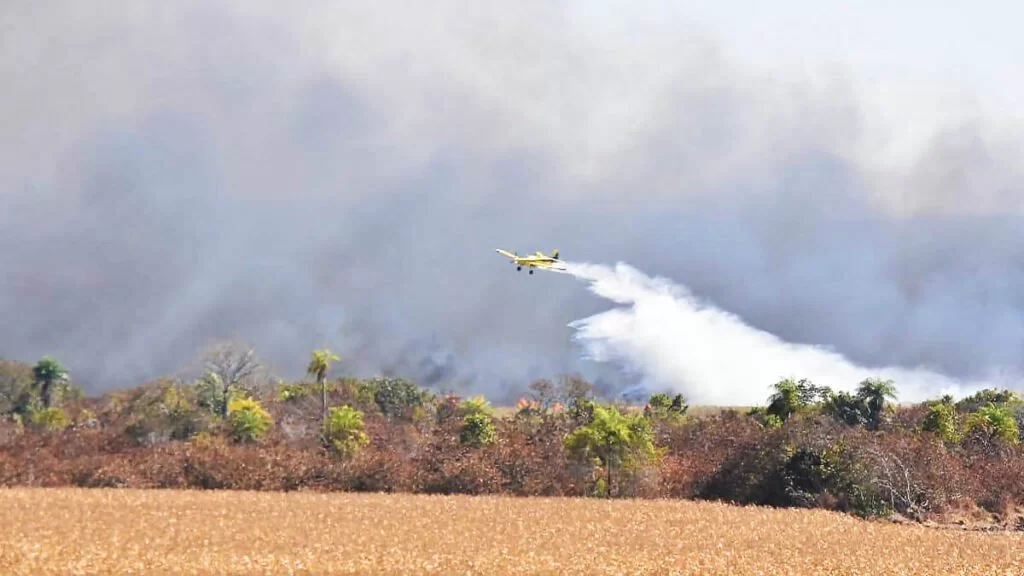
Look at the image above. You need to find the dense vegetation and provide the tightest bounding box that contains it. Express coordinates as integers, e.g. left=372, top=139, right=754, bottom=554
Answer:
left=2, top=345, right=1024, bottom=529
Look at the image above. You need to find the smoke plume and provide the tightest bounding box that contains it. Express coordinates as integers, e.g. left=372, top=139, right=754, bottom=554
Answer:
left=564, top=261, right=1009, bottom=405
left=2, top=2, right=1024, bottom=404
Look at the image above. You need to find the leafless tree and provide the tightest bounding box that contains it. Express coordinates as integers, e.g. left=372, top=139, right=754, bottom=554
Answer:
left=863, top=445, right=929, bottom=520
left=202, top=341, right=262, bottom=417
left=558, top=374, right=594, bottom=404
left=528, top=379, right=557, bottom=412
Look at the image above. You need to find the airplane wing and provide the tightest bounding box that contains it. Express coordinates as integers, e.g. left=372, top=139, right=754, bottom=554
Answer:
left=497, top=249, right=547, bottom=263
left=496, top=248, right=567, bottom=273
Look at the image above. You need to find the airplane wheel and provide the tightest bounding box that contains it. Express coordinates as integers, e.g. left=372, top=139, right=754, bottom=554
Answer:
left=529, top=270, right=534, bottom=275
left=517, top=266, right=521, bottom=271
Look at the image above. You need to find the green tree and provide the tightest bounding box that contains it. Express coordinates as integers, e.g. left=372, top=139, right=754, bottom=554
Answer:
left=955, top=388, right=1021, bottom=412
left=821, top=390, right=870, bottom=427
left=647, top=393, right=672, bottom=411
left=921, top=398, right=961, bottom=444
left=645, top=392, right=688, bottom=422
left=782, top=443, right=888, bottom=517
left=765, top=378, right=828, bottom=423
left=370, top=376, right=423, bottom=420
left=307, top=349, right=340, bottom=428
left=819, top=380, right=898, bottom=430
left=460, top=412, right=498, bottom=447
left=195, top=372, right=226, bottom=416
left=32, top=356, right=69, bottom=409
left=0, top=360, right=36, bottom=416
left=323, top=405, right=370, bottom=456
left=965, top=402, right=1019, bottom=446
left=564, top=404, right=660, bottom=497
left=856, top=378, right=897, bottom=430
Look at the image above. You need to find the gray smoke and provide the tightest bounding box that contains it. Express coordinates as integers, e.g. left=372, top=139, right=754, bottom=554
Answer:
left=2, top=1, right=1023, bottom=403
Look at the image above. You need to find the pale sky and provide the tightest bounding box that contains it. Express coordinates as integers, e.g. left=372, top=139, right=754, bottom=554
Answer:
left=575, top=0, right=1024, bottom=166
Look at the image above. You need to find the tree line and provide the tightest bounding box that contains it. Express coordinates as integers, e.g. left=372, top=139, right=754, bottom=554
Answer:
left=2, top=344, right=1023, bottom=529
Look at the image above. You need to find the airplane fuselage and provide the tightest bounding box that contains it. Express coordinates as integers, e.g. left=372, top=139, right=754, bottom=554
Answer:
left=495, top=248, right=566, bottom=274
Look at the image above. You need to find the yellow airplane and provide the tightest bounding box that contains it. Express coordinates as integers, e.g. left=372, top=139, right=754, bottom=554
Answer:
left=495, top=248, right=566, bottom=274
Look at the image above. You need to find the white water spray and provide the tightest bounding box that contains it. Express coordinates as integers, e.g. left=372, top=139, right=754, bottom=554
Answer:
left=562, top=261, right=1013, bottom=406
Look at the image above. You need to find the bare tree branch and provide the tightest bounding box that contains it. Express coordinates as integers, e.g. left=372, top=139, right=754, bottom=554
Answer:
left=864, top=445, right=928, bottom=519
left=201, top=341, right=262, bottom=417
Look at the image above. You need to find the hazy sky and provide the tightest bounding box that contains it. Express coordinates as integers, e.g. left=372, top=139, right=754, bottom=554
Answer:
left=576, top=0, right=1024, bottom=164
left=2, top=1, right=1023, bottom=400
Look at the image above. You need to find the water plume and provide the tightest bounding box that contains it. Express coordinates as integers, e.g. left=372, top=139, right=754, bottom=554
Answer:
left=564, top=261, right=1011, bottom=406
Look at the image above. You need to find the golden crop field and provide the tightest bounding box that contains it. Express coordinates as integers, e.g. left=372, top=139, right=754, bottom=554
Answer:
left=1, top=487, right=1022, bottom=575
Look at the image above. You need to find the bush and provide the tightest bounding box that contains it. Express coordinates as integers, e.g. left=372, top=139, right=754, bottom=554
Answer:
left=859, top=434, right=973, bottom=520
left=567, top=397, right=597, bottom=427
left=434, top=395, right=462, bottom=424
left=324, top=405, right=370, bottom=456
left=956, top=388, right=1021, bottom=413
left=227, top=398, right=273, bottom=443
left=276, top=382, right=309, bottom=403
left=194, top=373, right=226, bottom=416
left=921, top=400, right=961, bottom=444
left=821, top=391, right=870, bottom=427
left=29, top=407, right=70, bottom=432
left=369, top=377, right=423, bottom=420
left=965, top=403, right=1019, bottom=447
left=121, top=385, right=209, bottom=445
left=5, top=373, right=1024, bottom=529
left=460, top=413, right=497, bottom=447
left=781, top=442, right=887, bottom=518
left=458, top=395, right=494, bottom=418
left=0, top=360, right=36, bottom=417
left=696, top=419, right=888, bottom=518
left=645, top=393, right=688, bottom=421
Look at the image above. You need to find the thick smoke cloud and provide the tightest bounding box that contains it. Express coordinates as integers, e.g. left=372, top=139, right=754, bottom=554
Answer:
left=2, top=1, right=1023, bottom=401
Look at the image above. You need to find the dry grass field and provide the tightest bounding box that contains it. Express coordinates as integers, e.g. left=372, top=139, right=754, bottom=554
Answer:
left=1, top=488, right=1022, bottom=575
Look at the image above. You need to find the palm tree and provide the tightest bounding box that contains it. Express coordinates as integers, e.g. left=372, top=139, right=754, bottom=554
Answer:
left=307, top=349, right=340, bottom=427
left=32, top=356, right=68, bottom=409
left=856, top=378, right=897, bottom=430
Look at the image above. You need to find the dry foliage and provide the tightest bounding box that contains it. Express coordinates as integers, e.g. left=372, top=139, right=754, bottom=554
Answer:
left=4, top=363, right=1024, bottom=532
left=1, top=487, right=1021, bottom=575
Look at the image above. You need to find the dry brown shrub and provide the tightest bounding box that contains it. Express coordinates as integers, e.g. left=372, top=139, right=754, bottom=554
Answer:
left=965, top=450, right=1024, bottom=517
left=659, top=410, right=767, bottom=498
left=4, top=387, right=1024, bottom=532
left=492, top=418, right=576, bottom=496
left=856, top=431, right=977, bottom=519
